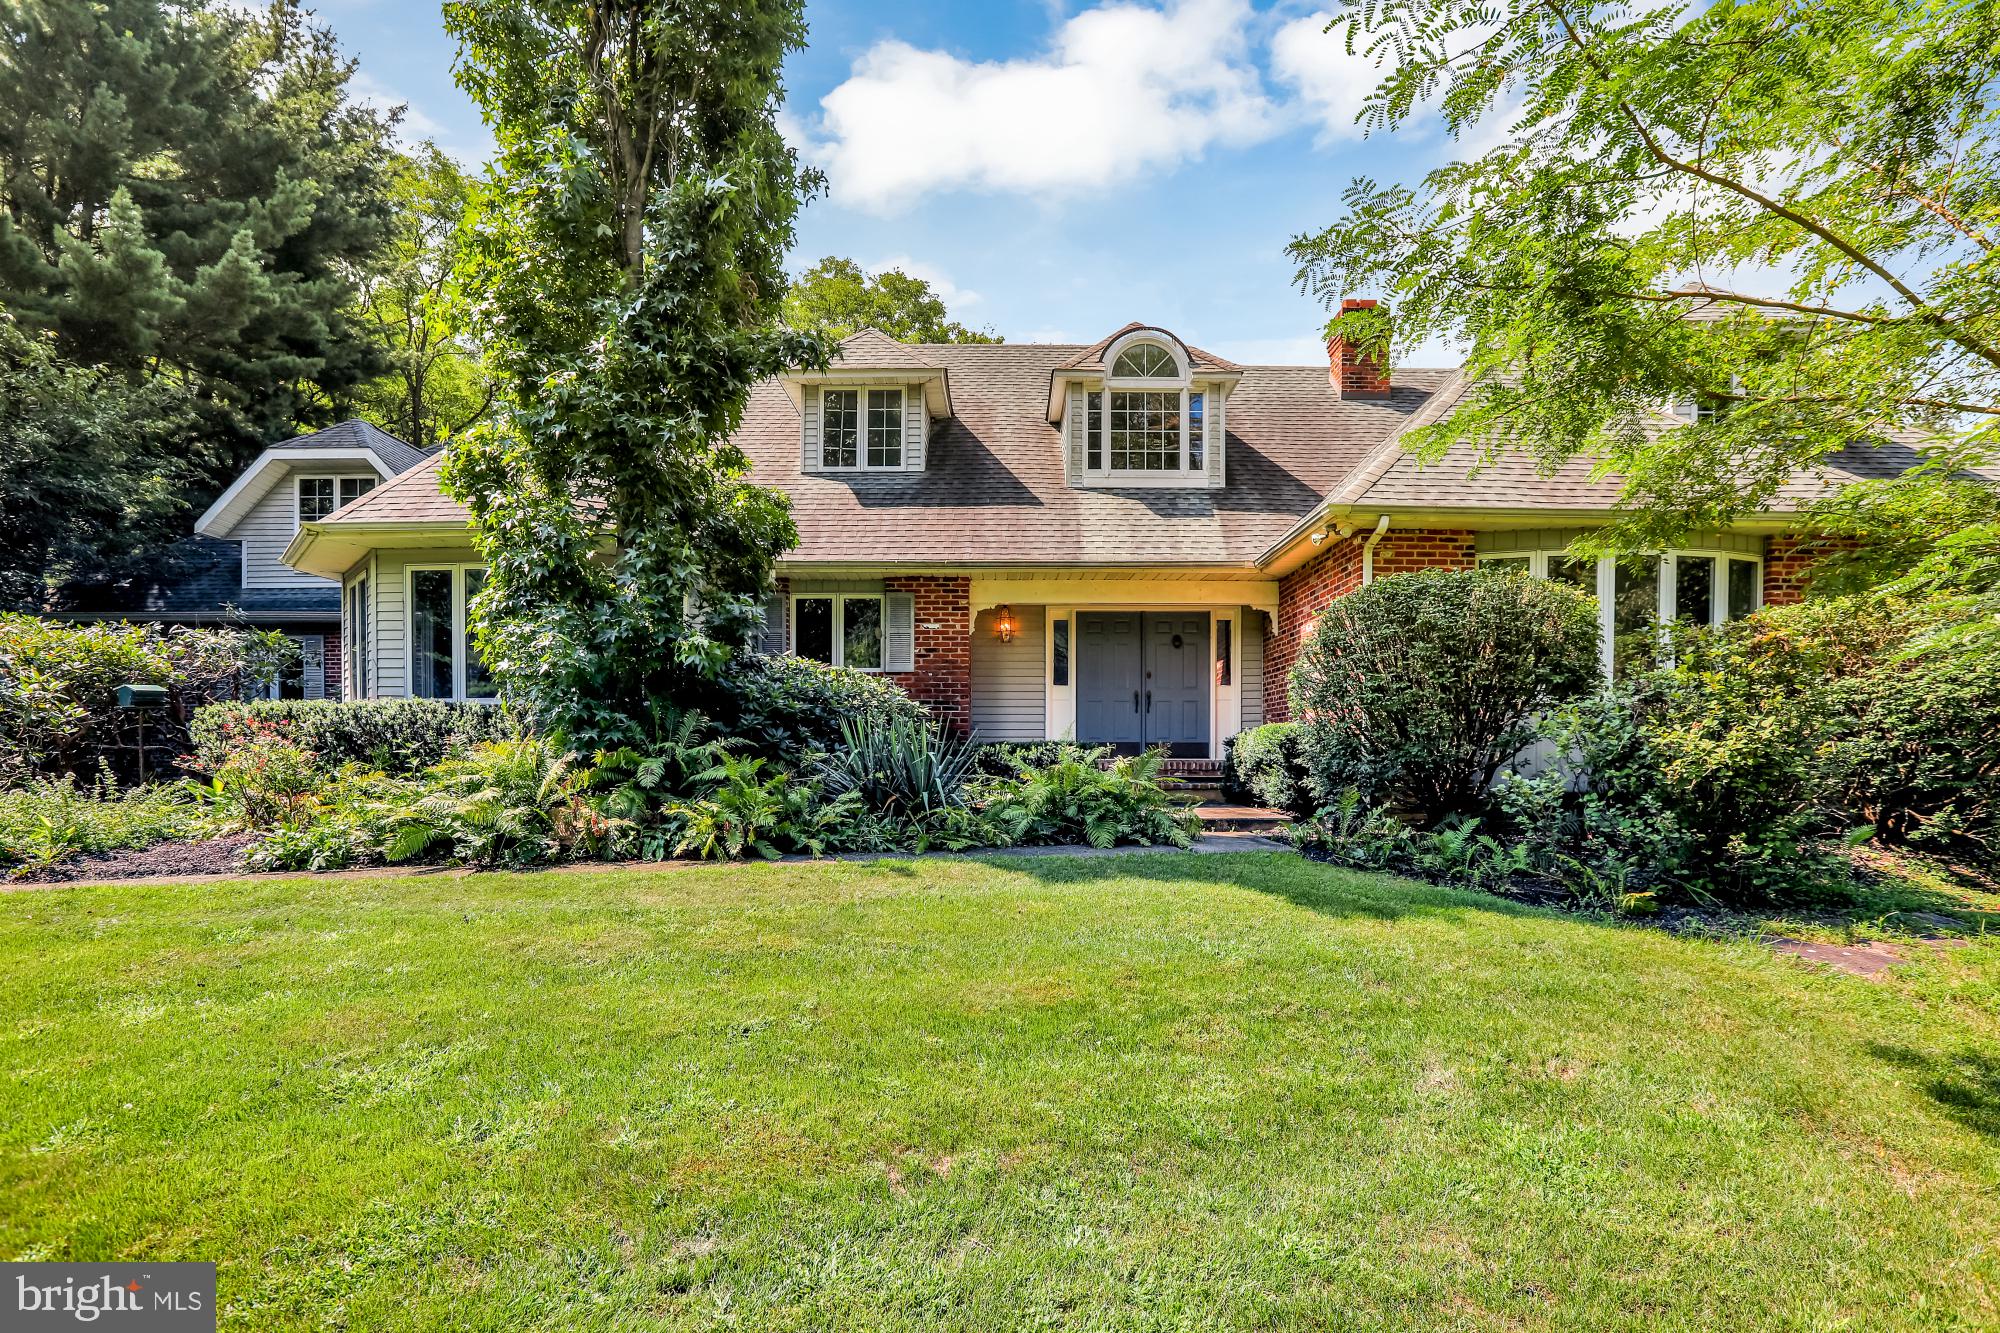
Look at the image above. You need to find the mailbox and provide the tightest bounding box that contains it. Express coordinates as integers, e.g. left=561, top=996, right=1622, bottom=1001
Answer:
left=116, top=684, right=169, bottom=710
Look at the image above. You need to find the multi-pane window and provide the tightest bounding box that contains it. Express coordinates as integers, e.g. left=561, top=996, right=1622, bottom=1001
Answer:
left=1052, top=618, right=1069, bottom=686
left=339, top=476, right=376, bottom=507
left=821, top=389, right=859, bottom=468
left=1109, top=391, right=1182, bottom=470
left=409, top=565, right=495, bottom=701
left=1111, top=343, right=1178, bottom=378
left=1188, top=393, right=1205, bottom=471
left=792, top=594, right=884, bottom=670
left=866, top=389, right=902, bottom=467
left=1085, top=393, right=1103, bottom=471
left=298, top=477, right=337, bottom=523
left=345, top=576, right=370, bottom=699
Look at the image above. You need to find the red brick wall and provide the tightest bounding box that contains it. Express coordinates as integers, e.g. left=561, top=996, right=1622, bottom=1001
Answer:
left=1264, top=528, right=1478, bottom=722
left=321, top=631, right=344, bottom=701
left=1326, top=297, right=1392, bottom=398
left=1763, top=534, right=1857, bottom=606
left=885, top=575, right=972, bottom=735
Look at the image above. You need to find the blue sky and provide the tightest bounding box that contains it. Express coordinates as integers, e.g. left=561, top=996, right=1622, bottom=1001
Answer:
left=324, top=0, right=1473, bottom=366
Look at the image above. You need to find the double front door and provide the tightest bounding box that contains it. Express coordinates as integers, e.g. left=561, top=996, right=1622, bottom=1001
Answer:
left=1075, top=612, right=1211, bottom=757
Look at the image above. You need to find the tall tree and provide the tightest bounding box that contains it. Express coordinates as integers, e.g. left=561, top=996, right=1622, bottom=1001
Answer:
left=345, top=144, right=493, bottom=447
left=0, top=0, right=396, bottom=478
left=784, top=256, right=1000, bottom=343
left=441, top=0, right=826, bottom=747
left=1288, top=0, right=2000, bottom=556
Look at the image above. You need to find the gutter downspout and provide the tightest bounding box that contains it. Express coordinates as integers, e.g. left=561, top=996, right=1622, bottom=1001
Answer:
left=1360, top=515, right=1392, bottom=585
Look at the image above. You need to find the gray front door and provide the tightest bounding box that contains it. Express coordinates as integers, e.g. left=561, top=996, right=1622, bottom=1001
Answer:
left=1075, top=611, right=1210, bottom=756
left=1076, top=613, right=1144, bottom=747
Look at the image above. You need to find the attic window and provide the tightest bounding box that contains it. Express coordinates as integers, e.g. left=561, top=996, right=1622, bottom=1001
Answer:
left=340, top=477, right=376, bottom=507
left=819, top=387, right=906, bottom=470
left=1111, top=343, right=1178, bottom=378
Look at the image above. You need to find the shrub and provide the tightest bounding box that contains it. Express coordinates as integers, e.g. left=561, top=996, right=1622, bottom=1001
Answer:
left=0, top=774, right=210, bottom=870
left=666, top=754, right=858, bottom=860
left=191, top=699, right=520, bottom=777
left=1291, top=568, right=1601, bottom=824
left=190, top=727, right=323, bottom=832
left=976, top=745, right=1202, bottom=849
left=0, top=613, right=293, bottom=782
left=972, top=741, right=1075, bottom=779
left=1224, top=722, right=1311, bottom=814
left=815, top=713, right=979, bottom=817
left=386, top=739, right=604, bottom=867
left=722, top=654, right=928, bottom=762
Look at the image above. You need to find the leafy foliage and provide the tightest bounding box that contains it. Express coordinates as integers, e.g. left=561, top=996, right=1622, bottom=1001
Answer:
left=189, top=723, right=323, bottom=833
left=440, top=0, right=826, bottom=748
left=782, top=256, right=1000, bottom=344
left=1223, top=722, right=1312, bottom=815
left=385, top=739, right=603, bottom=867
left=976, top=746, right=1202, bottom=850
left=190, top=700, right=520, bottom=777
left=1291, top=568, right=1601, bottom=823
left=0, top=774, right=209, bottom=871
left=722, top=654, right=928, bottom=762
left=666, top=755, right=855, bottom=861
left=344, top=144, right=493, bottom=447
left=1288, top=0, right=2000, bottom=554
left=0, top=613, right=292, bottom=782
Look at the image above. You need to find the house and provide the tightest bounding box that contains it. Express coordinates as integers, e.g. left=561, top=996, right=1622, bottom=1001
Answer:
left=61, top=419, right=432, bottom=699
left=281, top=300, right=1913, bottom=758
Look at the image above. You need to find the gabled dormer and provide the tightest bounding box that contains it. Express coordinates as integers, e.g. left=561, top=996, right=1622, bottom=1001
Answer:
left=780, top=329, right=953, bottom=475
left=1048, top=324, right=1242, bottom=490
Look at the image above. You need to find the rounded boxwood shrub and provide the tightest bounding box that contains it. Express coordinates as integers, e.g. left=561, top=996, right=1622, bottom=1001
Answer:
left=721, top=654, right=928, bottom=761
left=1292, top=567, right=1601, bottom=824
left=1223, top=722, right=1312, bottom=814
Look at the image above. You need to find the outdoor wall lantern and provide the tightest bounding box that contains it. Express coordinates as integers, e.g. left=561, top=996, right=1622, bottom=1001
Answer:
left=994, top=605, right=1016, bottom=643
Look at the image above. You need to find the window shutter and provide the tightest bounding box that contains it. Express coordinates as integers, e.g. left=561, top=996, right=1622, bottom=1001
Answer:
left=885, top=591, right=915, bottom=672
left=801, top=384, right=820, bottom=471
left=1206, top=388, right=1224, bottom=488
left=758, top=591, right=788, bottom=655
left=301, top=635, right=325, bottom=700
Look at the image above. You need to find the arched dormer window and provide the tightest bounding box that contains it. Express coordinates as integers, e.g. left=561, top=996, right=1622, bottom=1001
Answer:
left=1111, top=343, right=1179, bottom=379
left=1090, top=334, right=1204, bottom=478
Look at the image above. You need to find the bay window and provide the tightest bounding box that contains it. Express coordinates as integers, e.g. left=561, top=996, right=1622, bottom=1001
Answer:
left=408, top=564, right=497, bottom=701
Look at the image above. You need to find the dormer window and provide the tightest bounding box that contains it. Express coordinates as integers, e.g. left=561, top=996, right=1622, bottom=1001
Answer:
left=1058, top=325, right=1235, bottom=491
left=1111, top=343, right=1178, bottom=378
left=818, top=387, right=906, bottom=470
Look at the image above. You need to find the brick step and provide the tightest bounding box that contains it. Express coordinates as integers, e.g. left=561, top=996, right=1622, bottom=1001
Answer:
left=1193, top=803, right=1290, bottom=833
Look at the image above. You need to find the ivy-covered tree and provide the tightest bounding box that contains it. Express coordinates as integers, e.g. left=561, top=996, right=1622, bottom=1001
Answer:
left=0, top=0, right=397, bottom=475
left=345, top=144, right=493, bottom=448
left=1288, top=0, right=2000, bottom=559
left=441, top=0, right=827, bottom=748
left=784, top=256, right=1000, bottom=344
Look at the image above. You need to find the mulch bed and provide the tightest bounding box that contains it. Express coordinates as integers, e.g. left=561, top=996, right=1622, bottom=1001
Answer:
left=9, top=835, right=258, bottom=884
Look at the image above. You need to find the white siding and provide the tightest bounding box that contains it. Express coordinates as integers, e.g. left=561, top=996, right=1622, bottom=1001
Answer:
left=349, top=547, right=485, bottom=697
left=239, top=464, right=380, bottom=587
left=1065, top=385, right=1084, bottom=483
left=1238, top=609, right=1265, bottom=731
left=800, top=384, right=820, bottom=471
left=1205, top=387, right=1225, bottom=488
left=971, top=605, right=1046, bottom=741
left=904, top=384, right=926, bottom=471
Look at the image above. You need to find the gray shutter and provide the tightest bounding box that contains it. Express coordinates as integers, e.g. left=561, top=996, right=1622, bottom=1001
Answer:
left=1066, top=384, right=1084, bottom=483
left=801, top=384, right=820, bottom=471
left=300, top=634, right=325, bottom=700
left=904, top=385, right=925, bottom=471
left=758, top=591, right=788, bottom=655
left=885, top=591, right=915, bottom=672
left=1206, top=388, right=1224, bottom=488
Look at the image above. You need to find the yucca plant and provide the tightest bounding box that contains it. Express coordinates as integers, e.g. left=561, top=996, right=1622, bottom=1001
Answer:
left=814, top=713, right=979, bottom=817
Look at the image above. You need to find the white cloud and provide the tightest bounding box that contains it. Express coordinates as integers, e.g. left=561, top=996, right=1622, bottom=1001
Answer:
left=808, top=0, right=1276, bottom=214
left=1269, top=11, right=1385, bottom=142
left=866, top=255, right=982, bottom=308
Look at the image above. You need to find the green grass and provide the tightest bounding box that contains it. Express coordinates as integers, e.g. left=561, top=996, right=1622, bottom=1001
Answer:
left=4, top=853, right=1998, bottom=1331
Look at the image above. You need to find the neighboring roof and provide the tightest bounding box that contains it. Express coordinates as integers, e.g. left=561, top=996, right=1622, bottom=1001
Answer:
left=270, top=417, right=432, bottom=476
left=58, top=536, right=339, bottom=624
left=1055, top=322, right=1243, bottom=374
left=195, top=418, right=432, bottom=539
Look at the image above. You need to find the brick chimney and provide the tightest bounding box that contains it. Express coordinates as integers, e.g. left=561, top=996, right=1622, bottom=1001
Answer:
left=1326, top=297, right=1392, bottom=398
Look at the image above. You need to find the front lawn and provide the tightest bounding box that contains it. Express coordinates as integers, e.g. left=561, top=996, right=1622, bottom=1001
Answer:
left=4, top=853, right=1998, bottom=1329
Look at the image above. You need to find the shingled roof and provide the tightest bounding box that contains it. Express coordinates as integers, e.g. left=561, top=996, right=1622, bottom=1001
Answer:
left=269, top=418, right=432, bottom=476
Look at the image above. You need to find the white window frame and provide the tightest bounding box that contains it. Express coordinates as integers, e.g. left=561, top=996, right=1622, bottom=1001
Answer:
left=817, top=386, right=906, bottom=472
left=338, top=475, right=377, bottom=508
left=789, top=592, right=885, bottom=672
left=297, top=475, right=338, bottom=528
left=344, top=571, right=372, bottom=700
left=405, top=563, right=498, bottom=703
left=1085, top=335, right=1200, bottom=484
left=1476, top=546, right=1764, bottom=677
